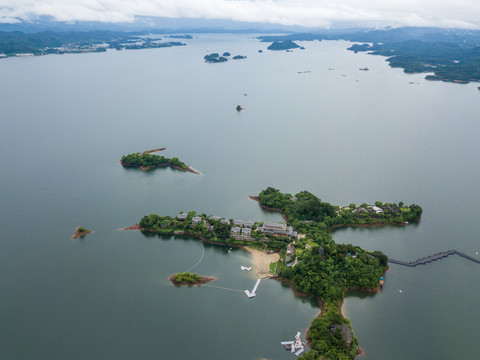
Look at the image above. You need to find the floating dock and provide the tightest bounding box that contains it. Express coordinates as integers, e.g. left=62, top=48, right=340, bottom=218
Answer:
left=241, top=266, right=252, bottom=271
left=244, top=279, right=261, bottom=298
left=281, top=331, right=305, bottom=356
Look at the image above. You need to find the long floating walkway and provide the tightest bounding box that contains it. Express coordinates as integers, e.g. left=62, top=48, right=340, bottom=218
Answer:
left=245, top=279, right=261, bottom=298
left=389, top=250, right=480, bottom=267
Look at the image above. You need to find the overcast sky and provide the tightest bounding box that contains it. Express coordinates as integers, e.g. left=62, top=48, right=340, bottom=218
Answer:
left=1, top=0, right=480, bottom=29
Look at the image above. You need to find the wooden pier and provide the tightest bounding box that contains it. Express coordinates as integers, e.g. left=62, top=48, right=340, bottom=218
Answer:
left=389, top=250, right=480, bottom=267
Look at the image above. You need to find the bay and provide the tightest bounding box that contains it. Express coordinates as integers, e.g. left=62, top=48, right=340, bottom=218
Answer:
left=0, top=34, right=479, bottom=359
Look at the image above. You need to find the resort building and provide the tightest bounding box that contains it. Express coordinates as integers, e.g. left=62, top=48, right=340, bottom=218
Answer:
left=209, top=216, right=221, bottom=221
left=231, top=226, right=241, bottom=235
left=241, top=228, right=252, bottom=236
left=243, top=220, right=254, bottom=228
left=192, top=216, right=202, bottom=224
left=260, top=221, right=296, bottom=237
left=233, top=219, right=244, bottom=226
left=221, top=219, right=230, bottom=225
left=177, top=213, right=187, bottom=220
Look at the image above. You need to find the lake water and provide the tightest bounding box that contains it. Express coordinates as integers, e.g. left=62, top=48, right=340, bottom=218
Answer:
left=1, top=34, right=479, bottom=359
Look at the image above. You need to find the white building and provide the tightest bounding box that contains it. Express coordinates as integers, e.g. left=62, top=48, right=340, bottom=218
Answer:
left=260, top=222, right=295, bottom=236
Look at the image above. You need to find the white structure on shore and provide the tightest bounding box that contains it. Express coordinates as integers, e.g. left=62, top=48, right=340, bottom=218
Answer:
left=260, top=222, right=296, bottom=237
left=281, top=332, right=305, bottom=356
left=244, top=279, right=261, bottom=298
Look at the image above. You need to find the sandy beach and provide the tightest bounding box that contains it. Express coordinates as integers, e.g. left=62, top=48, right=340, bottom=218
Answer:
left=244, top=247, right=280, bottom=278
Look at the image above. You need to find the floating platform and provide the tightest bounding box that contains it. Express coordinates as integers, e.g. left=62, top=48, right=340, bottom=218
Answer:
left=281, top=331, right=305, bottom=357
left=241, top=266, right=252, bottom=271
left=244, top=279, right=261, bottom=298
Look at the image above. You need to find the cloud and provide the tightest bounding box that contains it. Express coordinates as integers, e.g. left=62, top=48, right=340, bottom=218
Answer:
left=1, top=0, right=480, bottom=29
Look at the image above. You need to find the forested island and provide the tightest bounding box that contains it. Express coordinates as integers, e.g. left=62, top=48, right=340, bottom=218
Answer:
left=204, top=52, right=246, bottom=63
left=169, top=272, right=215, bottom=286
left=120, top=152, right=199, bottom=174
left=267, top=40, right=300, bottom=50
left=132, top=187, right=422, bottom=359
left=72, top=226, right=93, bottom=239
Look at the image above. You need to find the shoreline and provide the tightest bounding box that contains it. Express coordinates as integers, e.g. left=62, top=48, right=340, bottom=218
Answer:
left=120, top=161, right=200, bottom=175
left=248, top=196, right=288, bottom=222
left=244, top=246, right=280, bottom=278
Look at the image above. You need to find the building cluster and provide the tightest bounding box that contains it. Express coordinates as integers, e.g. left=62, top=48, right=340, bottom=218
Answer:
left=176, top=213, right=297, bottom=240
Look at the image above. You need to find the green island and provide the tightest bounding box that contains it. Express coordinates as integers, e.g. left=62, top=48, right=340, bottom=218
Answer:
left=267, top=40, right=301, bottom=51
left=72, top=226, right=93, bottom=239
left=204, top=53, right=228, bottom=63
left=169, top=272, right=215, bottom=286
left=132, top=187, right=422, bottom=359
left=120, top=151, right=200, bottom=174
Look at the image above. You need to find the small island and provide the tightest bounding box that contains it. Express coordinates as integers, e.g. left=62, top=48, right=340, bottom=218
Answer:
left=232, top=55, right=247, bottom=60
left=121, top=150, right=200, bottom=174
left=72, top=226, right=93, bottom=239
left=267, top=40, right=300, bottom=51
left=169, top=272, right=215, bottom=286
left=236, top=105, right=245, bottom=111
left=204, top=53, right=228, bottom=63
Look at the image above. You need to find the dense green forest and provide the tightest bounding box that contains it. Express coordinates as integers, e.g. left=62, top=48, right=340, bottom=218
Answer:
left=172, top=272, right=201, bottom=284
left=121, top=152, right=187, bottom=170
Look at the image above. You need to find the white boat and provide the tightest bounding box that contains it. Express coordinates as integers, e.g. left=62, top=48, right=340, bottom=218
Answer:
left=241, top=266, right=252, bottom=271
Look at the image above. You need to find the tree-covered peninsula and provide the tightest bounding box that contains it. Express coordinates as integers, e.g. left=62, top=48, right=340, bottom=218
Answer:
left=120, top=152, right=199, bottom=174
left=133, top=187, right=421, bottom=359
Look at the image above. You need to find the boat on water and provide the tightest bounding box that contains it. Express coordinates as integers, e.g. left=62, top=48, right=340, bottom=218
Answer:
left=379, top=276, right=384, bottom=287
left=241, top=266, right=252, bottom=271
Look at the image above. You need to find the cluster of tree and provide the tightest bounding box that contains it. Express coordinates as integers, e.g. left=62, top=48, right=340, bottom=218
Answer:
left=258, top=187, right=336, bottom=223
left=280, top=243, right=387, bottom=303
left=299, top=303, right=359, bottom=360
left=121, top=153, right=187, bottom=169
left=259, top=187, right=422, bottom=229
left=173, top=272, right=201, bottom=284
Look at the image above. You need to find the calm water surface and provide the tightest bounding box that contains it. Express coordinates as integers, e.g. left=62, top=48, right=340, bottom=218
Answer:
left=1, top=34, right=479, bottom=359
